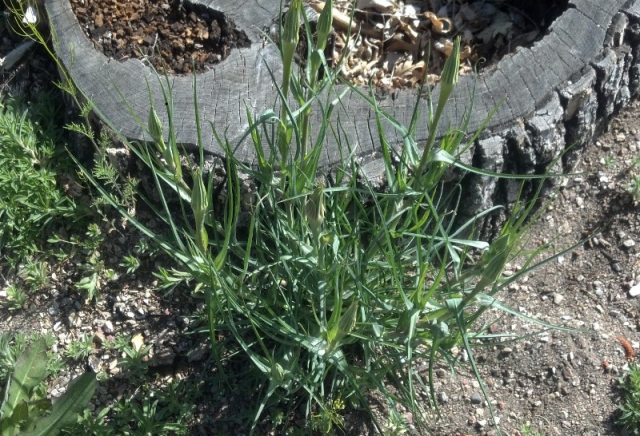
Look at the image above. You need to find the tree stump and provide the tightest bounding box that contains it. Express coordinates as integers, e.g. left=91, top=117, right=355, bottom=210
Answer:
left=45, top=0, right=640, bottom=234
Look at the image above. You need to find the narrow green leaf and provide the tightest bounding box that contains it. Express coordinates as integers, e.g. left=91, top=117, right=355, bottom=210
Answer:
left=21, top=372, right=96, bottom=436
left=1, top=339, right=47, bottom=420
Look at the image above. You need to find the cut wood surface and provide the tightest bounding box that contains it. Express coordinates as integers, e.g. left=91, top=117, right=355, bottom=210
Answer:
left=44, top=0, right=640, bottom=230
left=43, top=0, right=627, bottom=162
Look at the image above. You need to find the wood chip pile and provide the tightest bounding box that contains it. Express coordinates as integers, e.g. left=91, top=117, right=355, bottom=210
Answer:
left=306, top=0, right=541, bottom=89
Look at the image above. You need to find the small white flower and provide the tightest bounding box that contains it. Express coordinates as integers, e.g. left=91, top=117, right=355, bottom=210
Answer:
left=22, top=6, right=38, bottom=25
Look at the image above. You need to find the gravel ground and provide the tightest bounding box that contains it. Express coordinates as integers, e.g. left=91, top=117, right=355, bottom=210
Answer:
left=2, top=7, right=640, bottom=436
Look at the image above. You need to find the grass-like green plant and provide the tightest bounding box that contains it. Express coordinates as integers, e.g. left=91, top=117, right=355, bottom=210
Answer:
left=0, top=94, right=79, bottom=267
left=16, top=0, right=581, bottom=433
left=3, top=284, right=28, bottom=311
left=0, top=337, right=96, bottom=436
left=521, top=424, right=546, bottom=436
left=19, top=259, right=49, bottom=290
left=625, top=175, right=640, bottom=202
left=65, top=333, right=95, bottom=361
left=49, top=223, right=115, bottom=300
left=617, top=362, right=640, bottom=434
left=119, top=254, right=141, bottom=274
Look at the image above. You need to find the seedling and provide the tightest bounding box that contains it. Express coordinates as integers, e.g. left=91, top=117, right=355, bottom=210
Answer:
left=119, top=254, right=140, bottom=274
left=66, top=333, right=95, bottom=361
left=4, top=284, right=28, bottom=311
left=625, top=175, right=640, bottom=201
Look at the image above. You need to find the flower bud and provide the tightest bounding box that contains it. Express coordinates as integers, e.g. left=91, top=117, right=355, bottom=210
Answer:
left=327, top=301, right=358, bottom=353
left=316, top=0, right=333, bottom=51
left=304, top=181, right=325, bottom=235
left=147, top=105, right=166, bottom=153
left=438, top=36, right=460, bottom=100
left=191, top=168, right=209, bottom=251
left=282, top=0, right=302, bottom=48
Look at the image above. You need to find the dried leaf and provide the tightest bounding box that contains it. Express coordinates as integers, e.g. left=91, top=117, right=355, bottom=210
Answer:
left=131, top=333, right=145, bottom=352
left=477, top=11, right=512, bottom=42
left=356, top=0, right=397, bottom=13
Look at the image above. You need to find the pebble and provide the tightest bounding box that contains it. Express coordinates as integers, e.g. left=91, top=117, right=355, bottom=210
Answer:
left=623, top=239, right=636, bottom=248
left=102, top=321, right=114, bottom=334
left=629, top=284, right=640, bottom=298
left=438, top=392, right=448, bottom=404
left=48, top=304, right=59, bottom=316
left=470, top=392, right=482, bottom=404
left=553, top=293, right=564, bottom=305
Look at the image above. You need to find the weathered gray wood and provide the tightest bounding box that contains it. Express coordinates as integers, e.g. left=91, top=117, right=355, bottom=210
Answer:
left=44, top=0, right=631, bottom=167
left=45, top=0, right=640, bottom=238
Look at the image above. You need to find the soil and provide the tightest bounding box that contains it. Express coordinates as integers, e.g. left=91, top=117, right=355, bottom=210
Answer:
left=68, top=0, right=250, bottom=75
left=2, top=5, right=640, bottom=436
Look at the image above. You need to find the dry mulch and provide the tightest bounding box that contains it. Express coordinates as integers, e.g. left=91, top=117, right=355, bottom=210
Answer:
left=69, top=0, right=250, bottom=75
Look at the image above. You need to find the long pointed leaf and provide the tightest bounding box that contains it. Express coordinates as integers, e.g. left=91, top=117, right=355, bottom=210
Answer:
left=21, top=372, right=96, bottom=436
left=1, top=339, right=47, bottom=420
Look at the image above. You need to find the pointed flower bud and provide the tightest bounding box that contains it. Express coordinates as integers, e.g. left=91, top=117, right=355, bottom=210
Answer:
left=327, top=301, right=358, bottom=353
left=282, top=0, right=302, bottom=48
left=316, top=0, right=333, bottom=51
left=280, top=0, right=302, bottom=99
left=304, top=181, right=325, bottom=235
left=147, top=104, right=166, bottom=154
left=476, top=234, right=510, bottom=290
left=438, top=36, right=461, bottom=101
left=191, top=168, right=209, bottom=251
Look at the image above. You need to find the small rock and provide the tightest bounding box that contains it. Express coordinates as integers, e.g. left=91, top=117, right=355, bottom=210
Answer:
left=616, top=133, right=626, bottom=142
left=48, top=304, right=59, bottom=316
left=629, top=284, right=640, bottom=298
left=623, top=239, right=636, bottom=248
left=102, top=321, right=114, bottom=334
left=553, top=293, right=564, bottom=305
left=470, top=392, right=482, bottom=404
left=438, top=392, right=448, bottom=404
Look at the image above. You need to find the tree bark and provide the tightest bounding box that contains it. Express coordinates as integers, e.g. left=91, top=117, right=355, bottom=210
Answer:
left=45, top=0, right=640, bottom=233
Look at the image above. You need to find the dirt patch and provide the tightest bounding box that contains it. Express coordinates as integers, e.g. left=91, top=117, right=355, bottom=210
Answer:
left=422, top=102, right=640, bottom=436
left=69, top=0, right=250, bottom=75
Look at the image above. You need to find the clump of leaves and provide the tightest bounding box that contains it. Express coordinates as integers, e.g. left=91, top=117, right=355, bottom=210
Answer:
left=3, top=284, right=28, bottom=311
left=625, top=175, right=640, bottom=202
left=0, top=338, right=96, bottom=436
left=0, top=93, right=79, bottom=266
left=617, top=362, right=640, bottom=435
